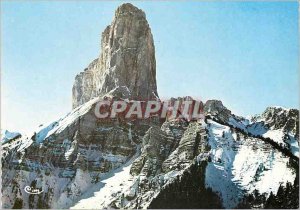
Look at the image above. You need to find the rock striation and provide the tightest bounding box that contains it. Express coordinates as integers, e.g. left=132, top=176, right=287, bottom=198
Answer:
left=72, top=3, right=158, bottom=109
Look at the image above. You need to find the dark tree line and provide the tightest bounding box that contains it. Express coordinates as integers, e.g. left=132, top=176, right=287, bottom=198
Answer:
left=149, top=161, right=223, bottom=209
left=265, top=169, right=299, bottom=209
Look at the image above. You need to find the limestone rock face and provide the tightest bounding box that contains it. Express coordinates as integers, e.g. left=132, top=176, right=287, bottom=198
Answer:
left=204, top=100, right=232, bottom=123
left=72, top=3, right=158, bottom=108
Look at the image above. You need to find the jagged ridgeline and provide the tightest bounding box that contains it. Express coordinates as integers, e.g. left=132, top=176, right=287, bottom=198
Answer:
left=1, top=3, right=299, bottom=209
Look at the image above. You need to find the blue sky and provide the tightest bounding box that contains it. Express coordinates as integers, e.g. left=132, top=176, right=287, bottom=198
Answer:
left=1, top=1, right=299, bottom=134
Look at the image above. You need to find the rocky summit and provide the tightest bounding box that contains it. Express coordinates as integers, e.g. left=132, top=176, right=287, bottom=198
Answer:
left=72, top=3, right=158, bottom=109
left=2, top=3, right=299, bottom=209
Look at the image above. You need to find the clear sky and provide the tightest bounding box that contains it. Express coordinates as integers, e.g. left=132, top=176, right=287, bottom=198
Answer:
left=1, top=1, right=299, bottom=134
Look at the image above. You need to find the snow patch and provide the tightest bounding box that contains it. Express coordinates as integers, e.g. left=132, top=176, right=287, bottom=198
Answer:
left=70, top=160, right=135, bottom=209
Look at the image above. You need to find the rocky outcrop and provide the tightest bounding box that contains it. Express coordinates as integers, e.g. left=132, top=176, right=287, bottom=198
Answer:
left=252, top=107, right=299, bottom=136
left=130, top=126, right=174, bottom=176
left=161, top=121, right=207, bottom=173
left=247, top=106, right=299, bottom=156
left=204, top=100, right=232, bottom=123
left=72, top=3, right=158, bottom=108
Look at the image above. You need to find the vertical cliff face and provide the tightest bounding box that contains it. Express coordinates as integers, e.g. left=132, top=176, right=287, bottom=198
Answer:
left=72, top=3, right=158, bottom=109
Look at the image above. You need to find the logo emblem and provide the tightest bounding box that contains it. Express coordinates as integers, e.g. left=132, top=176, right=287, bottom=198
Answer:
left=24, top=186, right=43, bottom=194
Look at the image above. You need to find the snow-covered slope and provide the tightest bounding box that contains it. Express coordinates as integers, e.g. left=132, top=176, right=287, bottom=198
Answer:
left=70, top=156, right=136, bottom=209
left=34, top=97, right=100, bottom=144
left=206, top=120, right=296, bottom=208
left=221, top=106, right=299, bottom=157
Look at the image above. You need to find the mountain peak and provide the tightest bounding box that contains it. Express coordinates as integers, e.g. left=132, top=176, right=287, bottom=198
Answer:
left=72, top=3, right=158, bottom=109
left=115, top=3, right=146, bottom=17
